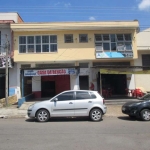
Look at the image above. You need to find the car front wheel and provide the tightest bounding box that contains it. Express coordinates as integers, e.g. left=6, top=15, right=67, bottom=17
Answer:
left=36, top=109, right=50, bottom=122
left=90, top=108, right=102, bottom=121
left=140, top=109, right=150, bottom=121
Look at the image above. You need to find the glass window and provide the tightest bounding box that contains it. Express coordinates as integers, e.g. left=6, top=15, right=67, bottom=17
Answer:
left=95, top=43, right=103, bottom=51
left=19, top=35, right=57, bottom=53
left=76, top=91, right=91, bottom=100
left=111, top=43, right=116, bottom=51
left=95, top=34, right=102, bottom=41
left=79, top=34, right=88, bottom=43
left=64, top=34, right=73, bottom=43
left=36, top=45, right=41, bottom=53
left=90, top=92, right=97, bottom=99
left=103, top=43, right=110, bottom=50
left=117, top=42, right=124, bottom=51
left=27, top=45, right=34, bottom=53
left=50, top=44, right=57, bottom=52
left=124, top=34, right=131, bottom=41
left=103, top=34, right=109, bottom=41
left=50, top=35, right=57, bottom=43
left=19, top=45, right=26, bottom=53
left=42, top=45, right=49, bottom=52
left=36, top=36, right=41, bottom=44
left=19, top=36, right=26, bottom=44
left=117, top=34, right=124, bottom=41
left=57, top=92, right=74, bottom=101
left=125, top=42, right=132, bottom=51
left=111, top=34, right=116, bottom=42
left=27, top=36, right=34, bottom=44
left=42, top=36, right=49, bottom=43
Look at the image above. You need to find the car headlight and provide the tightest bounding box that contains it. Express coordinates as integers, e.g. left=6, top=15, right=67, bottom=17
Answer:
left=28, top=104, right=34, bottom=110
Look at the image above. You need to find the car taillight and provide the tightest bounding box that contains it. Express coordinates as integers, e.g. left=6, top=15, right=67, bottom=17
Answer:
left=103, top=99, right=105, bottom=104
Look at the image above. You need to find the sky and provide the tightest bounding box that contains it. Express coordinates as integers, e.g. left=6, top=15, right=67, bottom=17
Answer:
left=0, top=0, right=150, bottom=30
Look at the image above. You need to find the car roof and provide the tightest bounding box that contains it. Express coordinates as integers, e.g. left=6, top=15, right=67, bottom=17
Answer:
left=61, top=90, right=97, bottom=93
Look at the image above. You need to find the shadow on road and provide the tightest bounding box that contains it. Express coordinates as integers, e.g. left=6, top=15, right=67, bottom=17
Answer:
left=25, top=117, right=104, bottom=123
left=117, top=116, right=142, bottom=122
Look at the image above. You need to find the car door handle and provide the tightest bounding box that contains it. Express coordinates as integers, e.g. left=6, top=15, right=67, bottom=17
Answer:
left=69, top=102, right=73, bottom=104
left=88, top=101, right=92, bottom=103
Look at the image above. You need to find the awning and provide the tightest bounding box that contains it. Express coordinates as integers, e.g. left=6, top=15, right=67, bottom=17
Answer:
left=100, top=68, right=150, bottom=74
left=92, top=65, right=150, bottom=74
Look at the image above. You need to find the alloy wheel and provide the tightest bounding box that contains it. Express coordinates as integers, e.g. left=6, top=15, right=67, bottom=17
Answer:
left=36, top=109, right=50, bottom=122
left=142, top=110, right=150, bottom=121
left=90, top=109, right=102, bottom=121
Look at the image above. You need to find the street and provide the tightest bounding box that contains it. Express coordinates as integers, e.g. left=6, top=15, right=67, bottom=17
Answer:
left=0, top=116, right=150, bottom=150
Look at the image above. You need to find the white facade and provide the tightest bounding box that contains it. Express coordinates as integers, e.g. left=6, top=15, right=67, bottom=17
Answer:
left=134, top=28, right=150, bottom=92
left=0, top=12, right=23, bottom=99
left=0, top=13, right=20, bottom=23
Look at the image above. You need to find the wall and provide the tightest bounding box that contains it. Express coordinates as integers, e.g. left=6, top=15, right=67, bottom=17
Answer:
left=0, top=13, right=18, bottom=23
left=134, top=51, right=150, bottom=91
left=0, top=95, right=17, bottom=107
left=0, top=28, right=11, bottom=50
left=137, top=28, right=150, bottom=49
left=13, top=29, right=138, bottom=62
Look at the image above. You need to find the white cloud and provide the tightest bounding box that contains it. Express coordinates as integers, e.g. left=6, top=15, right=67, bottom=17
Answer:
left=89, top=16, right=96, bottom=21
left=64, top=3, right=71, bottom=7
left=138, top=0, right=150, bottom=11
left=54, top=2, right=71, bottom=7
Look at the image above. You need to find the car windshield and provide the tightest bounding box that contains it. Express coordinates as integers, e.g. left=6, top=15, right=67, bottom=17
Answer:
left=139, top=93, right=150, bottom=100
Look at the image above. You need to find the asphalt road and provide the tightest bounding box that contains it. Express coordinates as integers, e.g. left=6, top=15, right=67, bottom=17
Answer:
left=0, top=116, right=150, bottom=150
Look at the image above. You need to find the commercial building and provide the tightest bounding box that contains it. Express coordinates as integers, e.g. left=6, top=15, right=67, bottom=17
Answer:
left=0, top=12, right=23, bottom=99
left=10, top=21, right=139, bottom=99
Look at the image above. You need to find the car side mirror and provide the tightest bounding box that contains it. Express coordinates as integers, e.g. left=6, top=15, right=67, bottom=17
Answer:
left=54, top=98, right=58, bottom=102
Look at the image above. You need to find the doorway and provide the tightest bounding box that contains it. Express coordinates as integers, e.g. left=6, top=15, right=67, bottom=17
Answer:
left=41, top=81, right=56, bottom=98
left=101, top=74, right=127, bottom=95
left=79, top=76, right=89, bottom=90
left=0, top=74, right=5, bottom=99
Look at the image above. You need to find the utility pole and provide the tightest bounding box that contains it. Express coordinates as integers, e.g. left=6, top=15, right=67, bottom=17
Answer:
left=5, top=34, right=9, bottom=106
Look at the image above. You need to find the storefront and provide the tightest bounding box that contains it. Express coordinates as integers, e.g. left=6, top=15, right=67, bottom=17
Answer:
left=21, top=68, right=78, bottom=98
left=94, top=65, right=150, bottom=97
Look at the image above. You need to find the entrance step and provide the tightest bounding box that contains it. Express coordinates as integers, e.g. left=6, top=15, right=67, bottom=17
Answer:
left=19, top=102, right=35, bottom=110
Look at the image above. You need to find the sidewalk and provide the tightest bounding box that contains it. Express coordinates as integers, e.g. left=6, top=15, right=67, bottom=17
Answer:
left=0, top=103, right=126, bottom=119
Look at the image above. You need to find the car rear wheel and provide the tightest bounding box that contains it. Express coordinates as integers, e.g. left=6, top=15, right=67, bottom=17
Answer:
left=90, top=108, right=102, bottom=121
left=36, top=109, right=50, bottom=122
left=140, top=109, right=150, bottom=121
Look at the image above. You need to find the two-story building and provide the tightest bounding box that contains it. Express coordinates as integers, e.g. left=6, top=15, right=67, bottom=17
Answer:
left=134, top=28, right=150, bottom=92
left=10, top=21, right=139, bottom=99
left=0, top=12, right=23, bottom=99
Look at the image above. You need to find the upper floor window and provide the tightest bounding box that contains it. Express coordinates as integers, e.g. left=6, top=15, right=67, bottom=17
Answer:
left=79, top=34, right=88, bottom=43
left=95, top=34, right=132, bottom=52
left=19, top=35, right=57, bottom=53
left=64, top=34, right=73, bottom=43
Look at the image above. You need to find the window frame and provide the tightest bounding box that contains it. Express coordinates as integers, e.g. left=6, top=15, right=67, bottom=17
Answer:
left=51, top=91, right=75, bottom=102
left=79, top=34, right=88, bottom=43
left=19, top=35, right=57, bottom=53
left=75, top=91, right=92, bottom=100
left=94, top=34, right=132, bottom=52
left=64, top=34, right=73, bottom=43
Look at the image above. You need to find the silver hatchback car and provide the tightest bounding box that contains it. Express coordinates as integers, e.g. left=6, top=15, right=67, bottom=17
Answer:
left=27, top=90, right=107, bottom=122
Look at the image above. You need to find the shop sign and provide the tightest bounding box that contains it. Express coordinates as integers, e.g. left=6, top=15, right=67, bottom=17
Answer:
left=96, top=52, right=133, bottom=58
left=100, top=69, right=150, bottom=74
left=24, top=68, right=76, bottom=76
